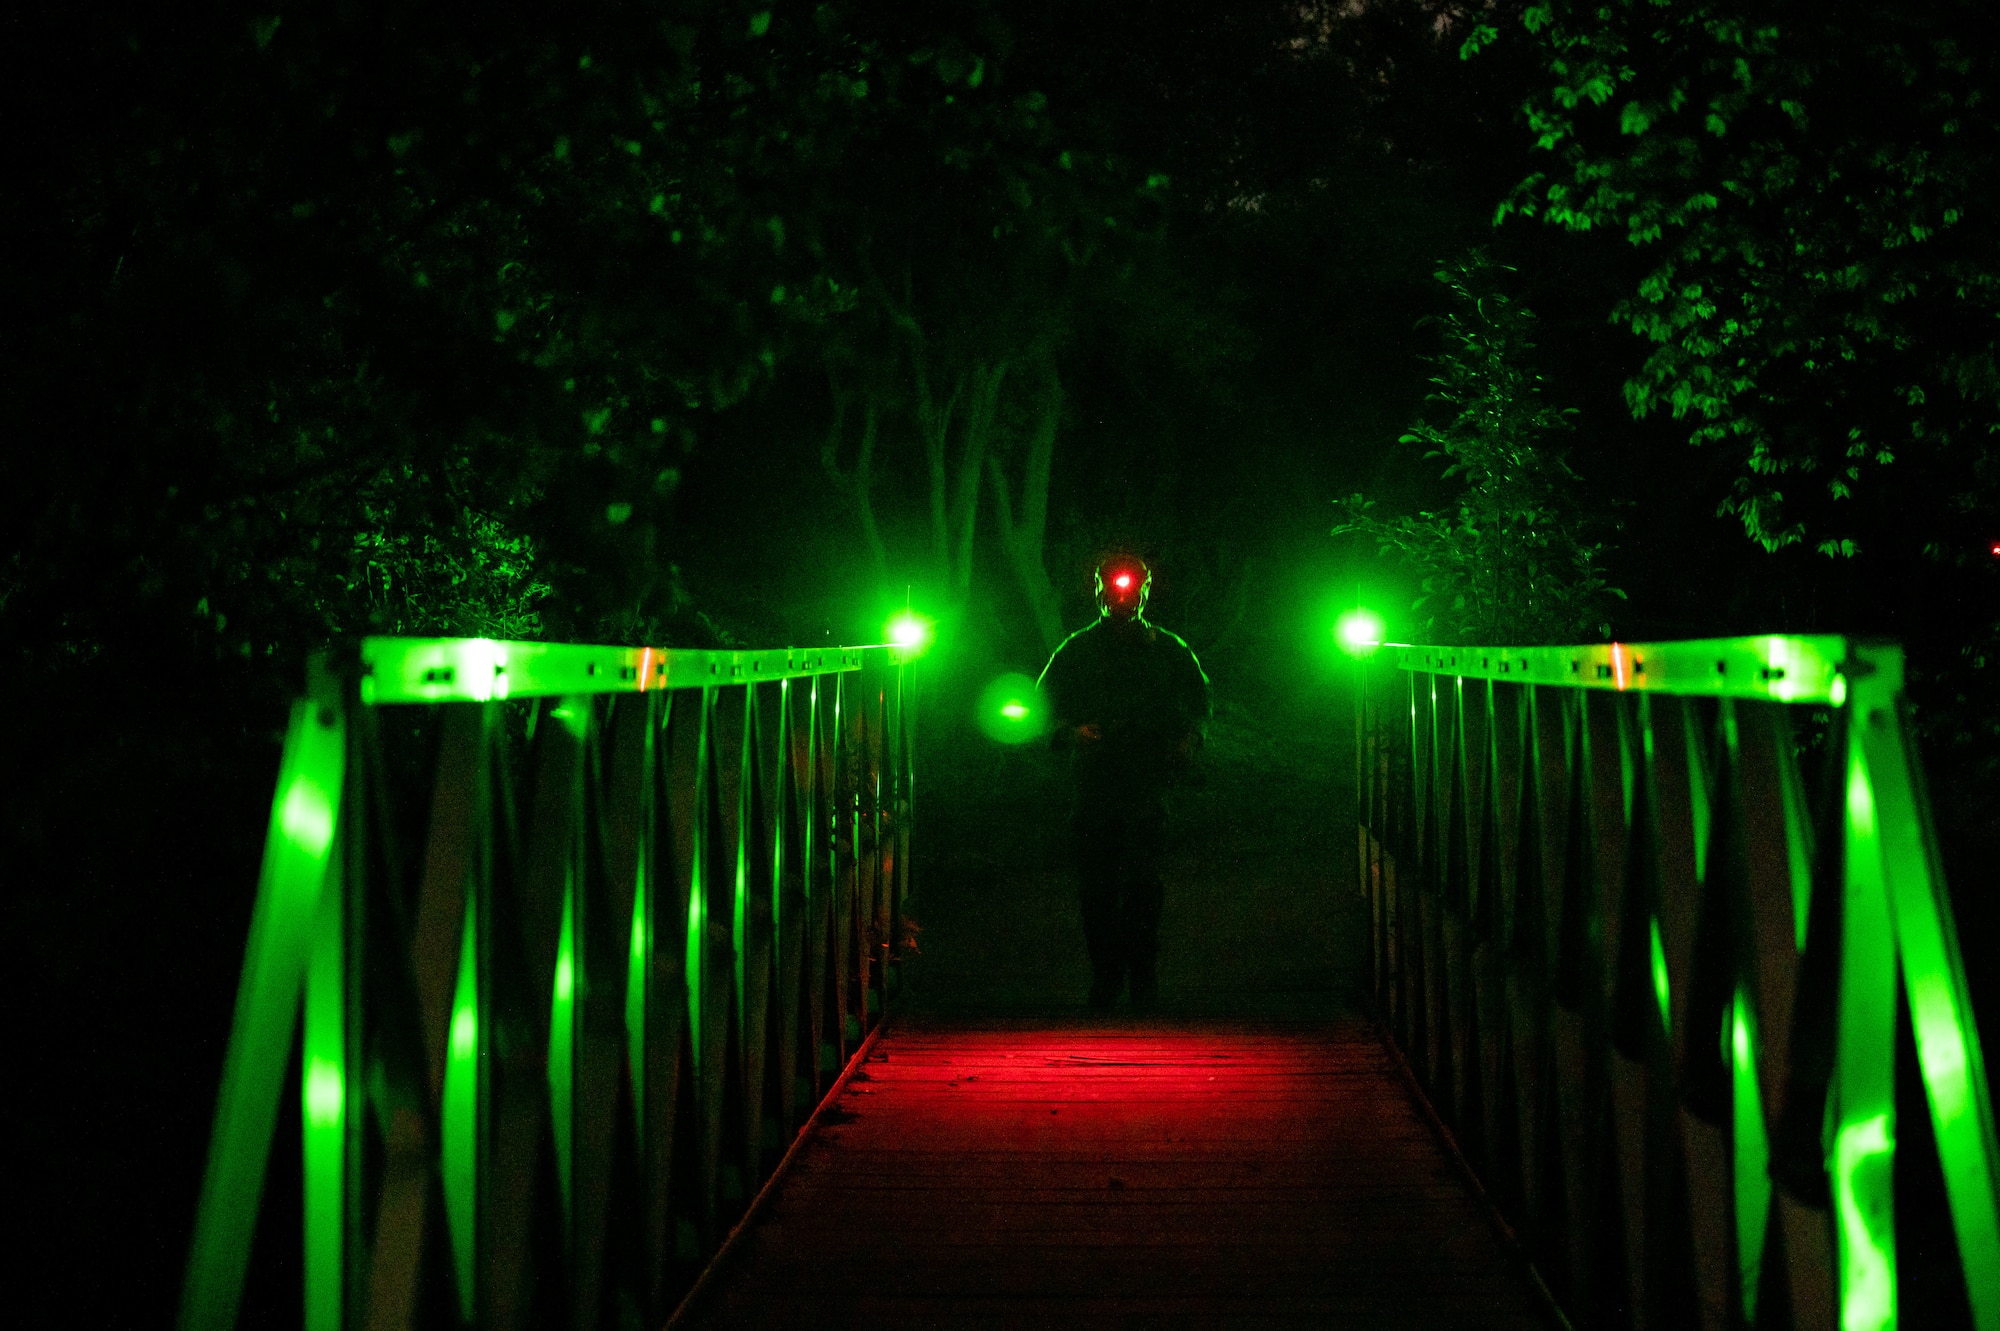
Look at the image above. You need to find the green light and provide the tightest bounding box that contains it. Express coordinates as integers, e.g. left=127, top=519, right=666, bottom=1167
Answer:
left=1335, top=608, right=1385, bottom=658
left=180, top=690, right=345, bottom=1331
left=358, top=636, right=866, bottom=703
left=303, top=1058, right=343, bottom=1129
left=1858, top=684, right=2000, bottom=1325
left=548, top=881, right=577, bottom=1221
left=734, top=813, right=749, bottom=1036
left=441, top=899, right=478, bottom=1323
left=976, top=674, right=1047, bottom=744
left=686, top=859, right=704, bottom=1074
left=1848, top=746, right=1878, bottom=835
left=1731, top=989, right=1772, bottom=1324
left=1836, top=737, right=1899, bottom=1331
left=302, top=834, right=346, bottom=1331
left=627, top=863, right=648, bottom=1138
left=1649, top=917, right=1671, bottom=1035
left=1385, top=633, right=1851, bottom=703
left=280, top=779, right=335, bottom=859
left=1835, top=1112, right=1897, bottom=1331
left=686, top=693, right=710, bottom=1078
left=887, top=612, right=933, bottom=653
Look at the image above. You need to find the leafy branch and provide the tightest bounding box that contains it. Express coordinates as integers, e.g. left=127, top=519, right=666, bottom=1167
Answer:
left=1335, top=252, right=1621, bottom=645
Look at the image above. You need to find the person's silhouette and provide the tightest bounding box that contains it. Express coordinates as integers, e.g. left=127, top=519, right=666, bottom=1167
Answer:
left=1037, top=556, right=1210, bottom=1011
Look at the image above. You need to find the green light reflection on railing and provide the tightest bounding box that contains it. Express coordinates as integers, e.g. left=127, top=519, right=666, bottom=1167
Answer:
left=359, top=636, right=864, bottom=704
left=1649, top=917, right=1671, bottom=1036
left=1731, top=988, right=1772, bottom=1325
left=1865, top=697, right=2000, bottom=1330
left=302, top=836, right=345, bottom=1331
left=627, top=860, right=649, bottom=1139
left=1835, top=1111, right=1897, bottom=1331
left=302, top=1059, right=343, bottom=1128
left=1836, top=737, right=1898, bottom=1331
left=179, top=688, right=346, bottom=1331
left=685, top=694, right=710, bottom=1079
left=441, top=898, right=479, bottom=1324
left=1393, top=633, right=1849, bottom=703
left=280, top=781, right=335, bottom=861
left=549, top=879, right=577, bottom=1223
left=183, top=638, right=905, bottom=1331
left=1387, top=633, right=2000, bottom=1331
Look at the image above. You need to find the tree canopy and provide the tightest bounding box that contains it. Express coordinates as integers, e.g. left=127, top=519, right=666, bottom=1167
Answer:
left=6, top=1, right=1211, bottom=682
left=1494, top=0, right=1999, bottom=566
left=1337, top=254, right=1622, bottom=645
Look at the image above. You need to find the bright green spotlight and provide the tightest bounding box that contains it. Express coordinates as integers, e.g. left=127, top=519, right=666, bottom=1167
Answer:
left=886, top=611, right=933, bottom=653
left=977, top=673, right=1047, bottom=744
left=1335, top=607, right=1385, bottom=658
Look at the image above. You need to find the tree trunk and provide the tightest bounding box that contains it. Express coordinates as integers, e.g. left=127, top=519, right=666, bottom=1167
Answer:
left=988, top=357, right=1065, bottom=655
left=820, top=381, right=890, bottom=586
left=851, top=401, right=889, bottom=586
left=912, top=342, right=962, bottom=585
left=946, top=362, right=1006, bottom=601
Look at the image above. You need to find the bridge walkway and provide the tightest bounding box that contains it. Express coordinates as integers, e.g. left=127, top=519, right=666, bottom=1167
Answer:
left=678, top=1018, right=1549, bottom=1329
left=675, top=690, right=1552, bottom=1328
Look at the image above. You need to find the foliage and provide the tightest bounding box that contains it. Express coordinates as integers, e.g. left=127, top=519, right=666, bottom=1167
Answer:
left=3, top=0, right=929, bottom=685
left=1335, top=254, right=1621, bottom=645
left=340, top=463, right=551, bottom=641
left=1489, top=0, right=1997, bottom=863
left=805, top=13, right=1172, bottom=650
left=1491, top=0, right=2000, bottom=567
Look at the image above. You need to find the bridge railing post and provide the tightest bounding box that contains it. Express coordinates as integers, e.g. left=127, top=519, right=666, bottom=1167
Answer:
left=1359, top=636, right=2000, bottom=1331
left=180, top=637, right=914, bottom=1331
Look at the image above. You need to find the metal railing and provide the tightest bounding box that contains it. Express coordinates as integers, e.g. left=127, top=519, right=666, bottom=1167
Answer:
left=1358, top=635, right=1999, bottom=1331
left=180, top=636, right=916, bottom=1331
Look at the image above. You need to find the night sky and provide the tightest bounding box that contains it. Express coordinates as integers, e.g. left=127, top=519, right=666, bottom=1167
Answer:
left=6, top=2, right=1996, bottom=1326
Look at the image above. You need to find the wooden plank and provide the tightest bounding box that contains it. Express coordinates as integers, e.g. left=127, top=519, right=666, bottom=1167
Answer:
left=678, top=1023, right=1554, bottom=1328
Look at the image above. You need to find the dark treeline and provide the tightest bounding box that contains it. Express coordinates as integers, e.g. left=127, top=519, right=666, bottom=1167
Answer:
left=5, top=1, right=1995, bottom=1324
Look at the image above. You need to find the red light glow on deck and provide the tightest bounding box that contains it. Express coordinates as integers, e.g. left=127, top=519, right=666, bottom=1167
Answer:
left=829, top=1025, right=1381, bottom=1146
left=719, top=1020, right=1551, bottom=1322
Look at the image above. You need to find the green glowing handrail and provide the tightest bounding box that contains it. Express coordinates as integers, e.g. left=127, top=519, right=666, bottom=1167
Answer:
left=1393, top=633, right=1849, bottom=704
left=1363, top=633, right=2000, bottom=1331
left=183, top=638, right=914, bottom=1330
left=1848, top=657, right=2000, bottom=1331
left=357, top=636, right=873, bottom=703
left=180, top=671, right=346, bottom=1331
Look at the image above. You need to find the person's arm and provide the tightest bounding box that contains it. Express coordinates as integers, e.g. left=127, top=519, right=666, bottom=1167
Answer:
left=1037, top=636, right=1099, bottom=750
left=1172, top=635, right=1212, bottom=760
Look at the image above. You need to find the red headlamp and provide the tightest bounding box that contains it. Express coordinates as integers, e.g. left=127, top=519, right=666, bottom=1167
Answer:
left=1095, top=558, right=1151, bottom=616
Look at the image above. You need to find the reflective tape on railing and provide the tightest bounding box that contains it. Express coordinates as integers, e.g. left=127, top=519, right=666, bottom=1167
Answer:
left=1390, top=634, right=1850, bottom=704
left=357, top=636, right=890, bottom=703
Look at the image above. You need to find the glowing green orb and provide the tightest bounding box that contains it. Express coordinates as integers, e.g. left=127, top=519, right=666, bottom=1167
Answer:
left=886, top=611, right=933, bottom=653
left=1335, top=607, right=1385, bottom=658
left=977, top=673, right=1047, bottom=744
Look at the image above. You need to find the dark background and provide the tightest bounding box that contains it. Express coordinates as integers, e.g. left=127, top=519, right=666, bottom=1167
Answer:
left=5, top=1, right=1994, bottom=1324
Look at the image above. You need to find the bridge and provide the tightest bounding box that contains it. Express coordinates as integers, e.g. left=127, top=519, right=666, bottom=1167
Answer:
left=177, top=632, right=1999, bottom=1329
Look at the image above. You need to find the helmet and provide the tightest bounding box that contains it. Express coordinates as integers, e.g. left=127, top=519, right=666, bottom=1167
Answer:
left=1094, top=556, right=1151, bottom=620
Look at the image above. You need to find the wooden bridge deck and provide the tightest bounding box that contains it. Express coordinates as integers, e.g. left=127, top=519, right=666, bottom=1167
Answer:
left=678, top=1018, right=1553, bottom=1329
